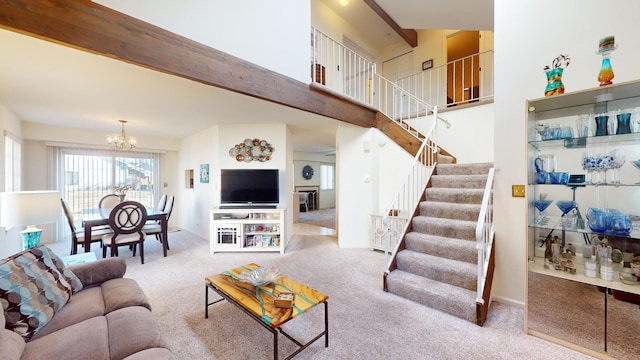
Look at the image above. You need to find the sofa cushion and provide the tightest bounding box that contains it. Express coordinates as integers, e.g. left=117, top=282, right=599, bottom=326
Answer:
left=41, top=246, right=83, bottom=294
left=102, top=278, right=151, bottom=313
left=21, top=316, right=110, bottom=360
left=0, top=328, right=25, bottom=360
left=106, top=306, right=168, bottom=360
left=69, top=257, right=126, bottom=289
left=0, top=309, right=25, bottom=360
left=0, top=246, right=73, bottom=340
left=123, top=348, right=175, bottom=360
left=29, top=287, right=105, bottom=341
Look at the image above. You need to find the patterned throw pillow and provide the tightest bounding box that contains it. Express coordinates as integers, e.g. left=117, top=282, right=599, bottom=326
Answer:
left=41, top=247, right=83, bottom=294
left=0, top=247, right=73, bottom=340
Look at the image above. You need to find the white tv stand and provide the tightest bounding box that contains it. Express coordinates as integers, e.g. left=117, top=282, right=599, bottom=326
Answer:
left=209, top=207, right=285, bottom=254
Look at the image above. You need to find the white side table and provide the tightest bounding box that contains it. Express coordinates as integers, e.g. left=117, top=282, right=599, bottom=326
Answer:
left=62, top=252, right=97, bottom=266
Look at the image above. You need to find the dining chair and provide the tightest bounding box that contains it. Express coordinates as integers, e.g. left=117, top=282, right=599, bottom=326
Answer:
left=143, top=195, right=174, bottom=250
left=102, top=201, right=148, bottom=264
left=298, top=192, right=309, bottom=212
left=61, top=198, right=112, bottom=255
left=156, top=194, right=167, bottom=212
left=99, top=193, right=121, bottom=212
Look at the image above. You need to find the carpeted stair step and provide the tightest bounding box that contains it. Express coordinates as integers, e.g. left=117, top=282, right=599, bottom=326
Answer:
left=386, top=269, right=477, bottom=323
left=396, top=250, right=477, bottom=291
left=425, top=188, right=484, bottom=204
left=430, top=174, right=487, bottom=189
left=436, top=162, right=493, bottom=176
left=404, top=232, right=478, bottom=264
left=411, top=216, right=476, bottom=241
left=419, top=201, right=480, bottom=222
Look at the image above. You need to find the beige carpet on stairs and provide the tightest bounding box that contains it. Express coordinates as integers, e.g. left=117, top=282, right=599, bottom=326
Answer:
left=45, top=227, right=594, bottom=360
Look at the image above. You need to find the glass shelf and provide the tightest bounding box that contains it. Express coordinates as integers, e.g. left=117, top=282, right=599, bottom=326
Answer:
left=530, top=182, right=640, bottom=187
left=529, top=132, right=640, bottom=150
left=528, top=216, right=640, bottom=240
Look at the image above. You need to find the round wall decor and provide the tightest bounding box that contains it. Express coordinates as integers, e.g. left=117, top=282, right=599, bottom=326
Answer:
left=302, top=165, right=314, bottom=180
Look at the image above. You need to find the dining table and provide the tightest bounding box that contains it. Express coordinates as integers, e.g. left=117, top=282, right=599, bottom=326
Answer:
left=81, top=207, right=169, bottom=257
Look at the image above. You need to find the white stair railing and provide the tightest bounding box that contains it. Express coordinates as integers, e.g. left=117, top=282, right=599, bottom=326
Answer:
left=475, top=167, right=495, bottom=304
left=380, top=109, right=438, bottom=266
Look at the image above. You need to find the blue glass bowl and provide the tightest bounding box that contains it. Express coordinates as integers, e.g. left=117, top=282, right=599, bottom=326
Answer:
left=587, top=209, right=609, bottom=233
left=555, top=200, right=576, bottom=215
left=549, top=172, right=569, bottom=184
left=609, top=213, right=632, bottom=235
left=533, top=199, right=553, bottom=212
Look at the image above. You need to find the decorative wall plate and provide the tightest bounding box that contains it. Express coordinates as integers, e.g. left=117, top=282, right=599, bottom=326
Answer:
left=229, top=138, right=274, bottom=162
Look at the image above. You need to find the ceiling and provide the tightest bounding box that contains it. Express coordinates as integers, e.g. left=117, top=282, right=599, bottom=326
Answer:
left=0, top=1, right=493, bottom=153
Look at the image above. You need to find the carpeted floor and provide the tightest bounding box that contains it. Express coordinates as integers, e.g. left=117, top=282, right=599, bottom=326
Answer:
left=298, top=208, right=335, bottom=229
left=46, top=225, right=595, bottom=360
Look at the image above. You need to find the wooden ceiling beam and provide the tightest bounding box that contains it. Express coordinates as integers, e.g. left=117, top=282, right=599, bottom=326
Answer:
left=363, top=0, right=418, bottom=48
left=0, top=0, right=377, bottom=128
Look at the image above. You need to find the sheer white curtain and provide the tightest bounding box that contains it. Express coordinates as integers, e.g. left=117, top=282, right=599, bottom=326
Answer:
left=50, top=146, right=161, bottom=239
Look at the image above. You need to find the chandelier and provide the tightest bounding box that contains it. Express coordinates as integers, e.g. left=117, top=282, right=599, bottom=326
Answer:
left=107, top=120, right=137, bottom=151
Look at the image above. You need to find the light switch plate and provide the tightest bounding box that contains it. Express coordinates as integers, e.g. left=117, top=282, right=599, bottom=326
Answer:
left=512, top=185, right=526, bottom=197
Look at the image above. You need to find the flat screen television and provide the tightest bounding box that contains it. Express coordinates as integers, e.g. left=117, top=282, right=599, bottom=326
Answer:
left=220, top=169, right=279, bottom=206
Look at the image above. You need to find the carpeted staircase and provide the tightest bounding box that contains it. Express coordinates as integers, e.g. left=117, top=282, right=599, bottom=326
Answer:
left=385, top=162, right=493, bottom=324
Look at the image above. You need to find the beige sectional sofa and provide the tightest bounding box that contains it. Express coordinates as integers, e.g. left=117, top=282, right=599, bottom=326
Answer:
left=0, top=246, right=174, bottom=360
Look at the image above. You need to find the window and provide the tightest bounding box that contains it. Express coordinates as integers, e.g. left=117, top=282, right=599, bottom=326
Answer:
left=4, top=132, right=21, bottom=191
left=320, top=164, right=334, bottom=190
left=53, top=147, right=160, bottom=218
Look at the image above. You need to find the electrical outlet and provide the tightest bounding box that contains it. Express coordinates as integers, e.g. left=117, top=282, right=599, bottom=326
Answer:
left=512, top=185, right=526, bottom=197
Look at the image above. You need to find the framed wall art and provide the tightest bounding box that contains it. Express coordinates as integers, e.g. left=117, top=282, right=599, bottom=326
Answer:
left=200, top=164, right=209, bottom=183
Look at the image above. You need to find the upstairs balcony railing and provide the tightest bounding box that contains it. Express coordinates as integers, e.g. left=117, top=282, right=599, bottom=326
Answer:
left=396, top=50, right=494, bottom=109
left=311, top=27, right=493, bottom=118
left=311, top=27, right=437, bottom=137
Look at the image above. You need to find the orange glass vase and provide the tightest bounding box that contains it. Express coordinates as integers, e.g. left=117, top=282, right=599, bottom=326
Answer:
left=598, top=56, right=614, bottom=86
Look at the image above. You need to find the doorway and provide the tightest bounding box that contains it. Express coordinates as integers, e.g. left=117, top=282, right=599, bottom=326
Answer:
left=446, top=31, right=479, bottom=106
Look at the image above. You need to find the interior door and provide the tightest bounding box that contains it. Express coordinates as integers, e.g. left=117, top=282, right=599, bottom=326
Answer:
left=447, top=31, right=480, bottom=106
left=382, top=51, right=414, bottom=117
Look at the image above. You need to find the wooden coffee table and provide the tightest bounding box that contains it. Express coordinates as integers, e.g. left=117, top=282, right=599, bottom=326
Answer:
left=205, top=263, right=329, bottom=360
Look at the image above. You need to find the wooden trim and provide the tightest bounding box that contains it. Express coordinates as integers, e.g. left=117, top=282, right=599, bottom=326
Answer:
left=476, top=237, right=495, bottom=326
left=363, top=0, right=418, bottom=48
left=0, top=0, right=376, bottom=128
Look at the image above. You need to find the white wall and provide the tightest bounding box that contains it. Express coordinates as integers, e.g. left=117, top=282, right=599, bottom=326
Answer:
left=336, top=124, right=373, bottom=248
left=438, top=104, right=494, bottom=164
left=494, top=0, right=640, bottom=305
left=0, top=105, right=23, bottom=257
left=95, top=0, right=311, bottom=84
left=371, top=129, right=414, bottom=213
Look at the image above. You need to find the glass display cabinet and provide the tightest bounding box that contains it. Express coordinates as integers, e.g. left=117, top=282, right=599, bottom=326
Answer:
left=526, top=80, right=640, bottom=359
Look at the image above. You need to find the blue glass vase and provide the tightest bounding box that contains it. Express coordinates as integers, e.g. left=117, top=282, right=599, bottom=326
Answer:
left=595, top=115, right=608, bottom=136
left=616, top=112, right=631, bottom=134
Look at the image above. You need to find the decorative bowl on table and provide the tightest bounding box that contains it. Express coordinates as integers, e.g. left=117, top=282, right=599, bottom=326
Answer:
left=239, top=267, right=281, bottom=287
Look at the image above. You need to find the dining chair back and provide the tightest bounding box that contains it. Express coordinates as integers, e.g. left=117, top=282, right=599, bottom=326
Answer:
left=143, top=195, right=174, bottom=250
left=102, top=201, right=148, bottom=264
left=156, top=194, right=167, bottom=212
left=61, top=198, right=111, bottom=255
left=99, top=194, right=120, bottom=212
left=163, top=195, right=175, bottom=220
